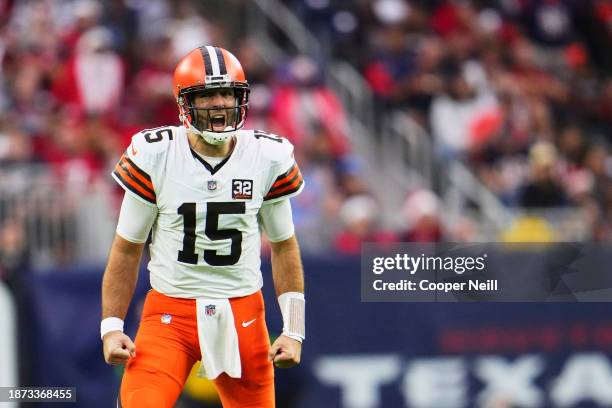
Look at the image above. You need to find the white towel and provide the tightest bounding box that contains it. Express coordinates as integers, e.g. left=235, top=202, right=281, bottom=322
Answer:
left=195, top=298, right=242, bottom=379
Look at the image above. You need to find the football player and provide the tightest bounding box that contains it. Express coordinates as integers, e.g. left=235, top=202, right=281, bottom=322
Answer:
left=101, top=46, right=305, bottom=408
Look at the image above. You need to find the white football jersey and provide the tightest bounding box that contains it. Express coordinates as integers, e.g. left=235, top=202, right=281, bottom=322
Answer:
left=112, top=126, right=304, bottom=298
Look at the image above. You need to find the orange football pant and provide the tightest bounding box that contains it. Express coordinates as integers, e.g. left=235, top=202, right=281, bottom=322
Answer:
left=119, top=289, right=275, bottom=407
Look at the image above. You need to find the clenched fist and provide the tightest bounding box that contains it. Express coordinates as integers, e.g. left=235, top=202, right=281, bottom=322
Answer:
left=268, top=335, right=302, bottom=368
left=103, top=331, right=136, bottom=365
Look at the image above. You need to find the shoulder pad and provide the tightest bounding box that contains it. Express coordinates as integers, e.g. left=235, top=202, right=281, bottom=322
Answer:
left=251, top=130, right=294, bottom=165
left=130, top=126, right=178, bottom=156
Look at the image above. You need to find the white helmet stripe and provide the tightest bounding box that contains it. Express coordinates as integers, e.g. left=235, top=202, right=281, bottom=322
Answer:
left=206, top=46, right=221, bottom=76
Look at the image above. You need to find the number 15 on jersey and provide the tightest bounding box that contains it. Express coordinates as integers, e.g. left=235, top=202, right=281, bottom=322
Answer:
left=177, top=202, right=246, bottom=266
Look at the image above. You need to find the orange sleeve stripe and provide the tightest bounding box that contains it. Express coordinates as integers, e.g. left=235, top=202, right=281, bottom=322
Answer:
left=271, top=164, right=299, bottom=189
left=269, top=165, right=302, bottom=194
left=113, top=164, right=156, bottom=202
left=114, top=163, right=155, bottom=199
left=264, top=179, right=303, bottom=200
left=123, top=155, right=152, bottom=181
left=119, top=156, right=154, bottom=190
left=268, top=174, right=303, bottom=196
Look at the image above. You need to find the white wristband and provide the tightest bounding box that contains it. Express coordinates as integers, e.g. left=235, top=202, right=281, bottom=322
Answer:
left=278, top=292, right=305, bottom=343
left=100, top=317, right=124, bottom=340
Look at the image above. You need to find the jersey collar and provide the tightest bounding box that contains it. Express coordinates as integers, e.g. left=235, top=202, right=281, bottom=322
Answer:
left=189, top=135, right=238, bottom=175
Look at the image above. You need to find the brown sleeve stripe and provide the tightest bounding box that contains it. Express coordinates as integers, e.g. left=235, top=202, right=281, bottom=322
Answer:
left=123, top=154, right=152, bottom=180
left=265, top=163, right=303, bottom=200
left=120, top=155, right=153, bottom=186
left=269, top=170, right=302, bottom=196
left=118, top=160, right=154, bottom=192
left=270, top=163, right=299, bottom=190
left=113, top=163, right=156, bottom=204
left=268, top=169, right=303, bottom=195
left=264, top=178, right=304, bottom=201
left=117, top=156, right=154, bottom=192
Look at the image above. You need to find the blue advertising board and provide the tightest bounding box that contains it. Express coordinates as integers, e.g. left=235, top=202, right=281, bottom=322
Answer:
left=13, top=255, right=612, bottom=407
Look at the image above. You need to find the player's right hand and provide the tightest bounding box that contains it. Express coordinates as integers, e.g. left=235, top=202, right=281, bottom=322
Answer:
left=103, top=331, right=136, bottom=365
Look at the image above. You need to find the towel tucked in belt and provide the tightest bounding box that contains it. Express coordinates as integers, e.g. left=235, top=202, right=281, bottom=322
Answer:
left=195, top=298, right=242, bottom=379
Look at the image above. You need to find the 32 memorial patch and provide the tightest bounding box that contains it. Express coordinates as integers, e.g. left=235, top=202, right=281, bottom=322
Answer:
left=232, top=179, right=253, bottom=199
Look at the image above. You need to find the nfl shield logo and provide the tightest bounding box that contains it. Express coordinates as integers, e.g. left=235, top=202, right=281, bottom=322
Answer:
left=207, top=180, right=217, bottom=191
left=205, top=304, right=216, bottom=316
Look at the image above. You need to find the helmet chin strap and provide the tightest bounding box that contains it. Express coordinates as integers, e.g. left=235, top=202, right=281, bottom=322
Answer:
left=188, top=123, right=236, bottom=146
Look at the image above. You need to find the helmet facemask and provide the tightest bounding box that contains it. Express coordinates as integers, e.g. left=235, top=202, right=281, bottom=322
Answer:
left=179, top=83, right=249, bottom=145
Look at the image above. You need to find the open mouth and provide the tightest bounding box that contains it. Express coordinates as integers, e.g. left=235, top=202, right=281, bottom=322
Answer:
left=210, top=114, right=227, bottom=131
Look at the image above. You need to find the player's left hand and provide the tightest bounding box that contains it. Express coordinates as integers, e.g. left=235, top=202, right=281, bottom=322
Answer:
left=268, top=335, right=302, bottom=368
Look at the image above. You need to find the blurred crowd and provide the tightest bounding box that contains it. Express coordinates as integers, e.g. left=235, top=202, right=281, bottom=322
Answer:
left=0, top=0, right=611, bottom=275
left=0, top=0, right=381, bottom=274
left=286, top=0, right=612, bottom=244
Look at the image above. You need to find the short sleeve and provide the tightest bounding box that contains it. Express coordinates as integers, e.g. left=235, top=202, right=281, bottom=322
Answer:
left=263, top=141, right=305, bottom=204
left=258, top=199, right=295, bottom=242
left=111, top=135, right=157, bottom=205
left=116, top=192, right=158, bottom=243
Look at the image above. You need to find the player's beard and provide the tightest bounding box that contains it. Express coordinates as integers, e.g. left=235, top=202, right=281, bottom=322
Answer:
left=193, top=107, right=238, bottom=133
